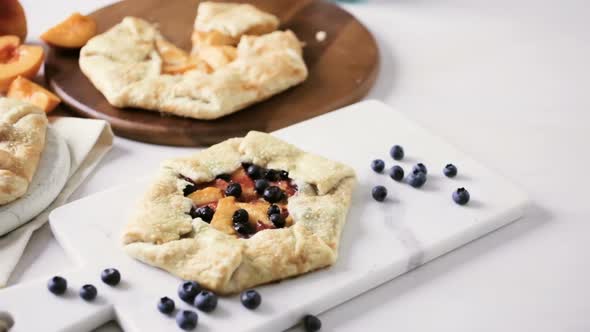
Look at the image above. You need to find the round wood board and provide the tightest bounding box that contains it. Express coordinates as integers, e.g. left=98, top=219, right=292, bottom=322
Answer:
left=45, top=0, right=379, bottom=146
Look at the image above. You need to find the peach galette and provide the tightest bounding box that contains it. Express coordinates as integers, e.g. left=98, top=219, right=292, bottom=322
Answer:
left=0, top=97, right=48, bottom=205
left=79, top=2, right=307, bottom=120
left=122, top=131, right=356, bottom=294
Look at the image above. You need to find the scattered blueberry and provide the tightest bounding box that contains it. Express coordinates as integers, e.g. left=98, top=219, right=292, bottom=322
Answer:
left=183, top=184, right=197, bottom=197
left=303, top=314, right=322, bottom=332
left=264, top=169, right=280, bottom=181
left=389, top=165, right=404, bottom=181
left=190, top=206, right=214, bottom=223
left=408, top=170, right=427, bottom=188
left=215, top=173, right=232, bottom=182
left=444, top=164, right=458, bottom=178
left=267, top=204, right=281, bottom=216
left=47, top=276, right=67, bottom=295
left=246, top=165, right=264, bottom=179
left=279, top=170, right=289, bottom=180
left=390, top=145, right=404, bottom=160
left=263, top=186, right=283, bottom=203
left=371, top=186, right=387, bottom=202
left=176, top=310, right=198, bottom=330
left=241, top=289, right=262, bottom=309
left=194, top=290, right=218, bottom=312
left=452, top=187, right=470, bottom=205
left=79, top=284, right=97, bottom=301
left=371, top=159, right=385, bottom=173
left=412, top=163, right=427, bottom=175
left=101, top=268, right=121, bottom=286
left=178, top=281, right=201, bottom=303
left=270, top=213, right=285, bottom=228
left=158, top=297, right=175, bottom=314
left=254, top=179, right=270, bottom=194
left=233, top=209, right=249, bottom=224
left=225, top=183, right=242, bottom=198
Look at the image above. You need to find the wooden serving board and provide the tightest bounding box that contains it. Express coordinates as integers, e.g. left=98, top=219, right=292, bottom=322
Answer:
left=45, top=0, right=379, bottom=146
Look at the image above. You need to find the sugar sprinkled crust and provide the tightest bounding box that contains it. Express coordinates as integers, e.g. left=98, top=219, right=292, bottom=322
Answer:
left=0, top=98, right=48, bottom=205
left=122, top=131, right=356, bottom=294
left=79, top=15, right=306, bottom=120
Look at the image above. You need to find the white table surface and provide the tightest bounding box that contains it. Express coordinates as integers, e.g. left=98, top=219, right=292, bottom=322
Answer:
left=10, top=0, right=590, bottom=331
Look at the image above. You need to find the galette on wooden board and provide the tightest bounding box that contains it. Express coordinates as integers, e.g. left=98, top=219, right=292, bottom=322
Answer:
left=122, top=131, right=356, bottom=294
left=79, top=2, right=308, bottom=120
left=0, top=97, right=48, bottom=205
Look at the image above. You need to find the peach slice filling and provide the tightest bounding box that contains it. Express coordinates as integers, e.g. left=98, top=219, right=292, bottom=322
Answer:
left=183, top=166, right=297, bottom=238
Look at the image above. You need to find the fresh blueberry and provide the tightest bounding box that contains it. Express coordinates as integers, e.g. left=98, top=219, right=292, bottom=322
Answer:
left=390, top=145, right=404, bottom=161
left=263, top=186, right=283, bottom=203
left=215, top=173, right=232, bottom=182
left=183, top=184, right=197, bottom=197
left=157, top=297, right=175, bottom=314
left=176, top=310, right=198, bottom=330
left=101, top=268, right=121, bottom=286
left=240, top=289, right=261, bottom=309
left=303, top=314, right=322, bottom=332
left=190, top=206, right=215, bottom=223
left=444, top=164, right=458, bottom=178
left=412, top=163, right=427, bottom=175
left=178, top=281, right=201, bottom=303
left=267, top=204, right=281, bottom=216
left=47, top=276, right=67, bottom=295
left=246, top=165, right=264, bottom=179
left=255, top=179, right=270, bottom=194
left=408, top=170, right=427, bottom=188
left=225, top=183, right=242, bottom=198
left=194, top=290, right=218, bottom=312
left=264, top=169, right=280, bottom=181
left=371, top=186, right=387, bottom=202
left=279, top=170, right=289, bottom=180
left=79, top=284, right=97, bottom=301
left=233, top=209, right=249, bottom=224
left=270, top=213, right=285, bottom=228
left=371, top=159, right=385, bottom=173
left=234, top=222, right=253, bottom=235
left=389, top=165, right=404, bottom=181
left=452, top=187, right=470, bottom=205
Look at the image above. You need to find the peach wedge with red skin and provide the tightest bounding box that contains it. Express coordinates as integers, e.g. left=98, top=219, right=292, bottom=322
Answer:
left=41, top=12, right=97, bottom=49
left=7, top=76, right=61, bottom=113
left=0, top=0, right=27, bottom=41
left=0, top=35, right=44, bottom=92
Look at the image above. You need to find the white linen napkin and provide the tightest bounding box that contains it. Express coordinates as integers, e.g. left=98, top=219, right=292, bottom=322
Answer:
left=0, top=117, right=113, bottom=287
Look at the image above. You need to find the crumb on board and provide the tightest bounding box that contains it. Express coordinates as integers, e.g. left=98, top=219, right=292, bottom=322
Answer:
left=315, top=31, right=327, bottom=42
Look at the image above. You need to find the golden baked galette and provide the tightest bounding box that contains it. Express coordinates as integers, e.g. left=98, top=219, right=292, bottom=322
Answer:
left=79, top=2, right=307, bottom=120
left=122, top=132, right=356, bottom=294
left=0, top=97, right=48, bottom=205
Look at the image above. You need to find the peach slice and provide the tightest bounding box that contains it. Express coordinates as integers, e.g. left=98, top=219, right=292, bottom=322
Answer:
left=198, top=45, right=237, bottom=71
left=188, top=187, right=223, bottom=206
left=210, top=196, right=238, bottom=235
left=41, top=12, right=97, bottom=48
left=0, top=36, right=44, bottom=92
left=156, top=39, right=212, bottom=75
left=7, top=76, right=61, bottom=113
left=0, top=0, right=27, bottom=41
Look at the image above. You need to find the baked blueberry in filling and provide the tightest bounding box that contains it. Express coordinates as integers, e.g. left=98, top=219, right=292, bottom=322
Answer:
left=181, top=163, right=298, bottom=238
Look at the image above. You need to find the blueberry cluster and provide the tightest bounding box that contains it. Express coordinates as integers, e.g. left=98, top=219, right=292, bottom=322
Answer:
left=370, top=145, right=470, bottom=205
left=47, top=268, right=121, bottom=302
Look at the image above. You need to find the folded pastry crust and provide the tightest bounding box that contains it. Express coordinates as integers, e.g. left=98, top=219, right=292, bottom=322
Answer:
left=122, top=131, right=356, bottom=294
left=0, top=98, right=48, bottom=205
left=79, top=16, right=307, bottom=120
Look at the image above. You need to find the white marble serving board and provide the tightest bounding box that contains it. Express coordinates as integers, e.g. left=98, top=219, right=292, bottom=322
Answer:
left=0, top=126, right=71, bottom=236
left=0, top=101, right=528, bottom=332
